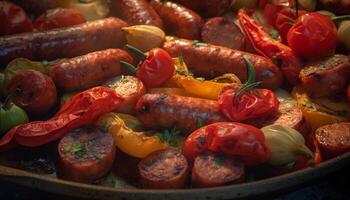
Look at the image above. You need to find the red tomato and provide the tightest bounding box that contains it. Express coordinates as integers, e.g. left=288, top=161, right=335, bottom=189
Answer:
left=264, top=4, right=307, bottom=44
left=0, top=1, right=33, bottom=35
left=287, top=12, right=337, bottom=59
left=218, top=84, right=279, bottom=121
left=136, top=48, right=175, bottom=88
left=182, top=122, right=271, bottom=166
left=34, top=8, right=86, bottom=31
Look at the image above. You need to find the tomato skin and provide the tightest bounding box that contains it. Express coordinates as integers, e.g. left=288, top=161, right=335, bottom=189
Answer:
left=218, top=84, right=279, bottom=122
left=287, top=13, right=337, bottom=59
left=136, top=48, right=175, bottom=88
left=0, top=1, right=33, bottom=35
left=34, top=8, right=86, bottom=31
left=182, top=122, right=271, bottom=166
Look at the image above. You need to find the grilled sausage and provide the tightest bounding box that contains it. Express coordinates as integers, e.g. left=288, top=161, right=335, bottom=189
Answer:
left=299, top=54, right=350, bottom=98
left=49, top=49, right=133, bottom=92
left=201, top=17, right=245, bottom=50
left=57, top=127, right=116, bottom=183
left=7, top=70, right=57, bottom=114
left=191, top=153, right=245, bottom=188
left=150, top=0, right=204, bottom=40
left=110, top=0, right=163, bottom=28
left=136, top=94, right=228, bottom=134
left=174, top=0, right=231, bottom=18
left=102, top=75, right=146, bottom=115
left=315, top=122, right=350, bottom=158
left=0, top=17, right=128, bottom=67
left=162, top=39, right=283, bottom=89
left=138, top=148, right=189, bottom=189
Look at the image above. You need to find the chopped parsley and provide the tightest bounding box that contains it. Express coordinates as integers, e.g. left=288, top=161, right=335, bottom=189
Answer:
left=89, top=152, right=101, bottom=160
left=157, top=126, right=181, bottom=147
left=197, top=119, right=206, bottom=128
left=63, top=140, right=86, bottom=159
left=215, top=155, right=225, bottom=168
left=100, top=123, right=110, bottom=133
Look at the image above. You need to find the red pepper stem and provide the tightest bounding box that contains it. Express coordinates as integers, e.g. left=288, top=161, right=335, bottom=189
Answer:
left=120, top=61, right=138, bottom=75
left=332, top=15, right=350, bottom=23
left=124, top=44, right=147, bottom=61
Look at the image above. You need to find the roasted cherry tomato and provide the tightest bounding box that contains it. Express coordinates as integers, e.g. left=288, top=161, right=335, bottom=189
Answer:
left=182, top=122, right=271, bottom=166
left=122, top=46, right=175, bottom=88
left=287, top=12, right=337, bottom=59
left=218, top=57, right=279, bottom=121
left=264, top=4, right=307, bottom=43
left=34, top=8, right=86, bottom=31
left=0, top=1, right=33, bottom=35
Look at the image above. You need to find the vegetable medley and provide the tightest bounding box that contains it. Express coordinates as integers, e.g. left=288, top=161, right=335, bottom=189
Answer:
left=0, top=0, right=350, bottom=189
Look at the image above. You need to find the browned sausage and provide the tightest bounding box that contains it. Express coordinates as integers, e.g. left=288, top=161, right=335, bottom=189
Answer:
left=7, top=70, right=57, bottom=115
left=162, top=39, right=283, bottom=89
left=138, top=148, right=189, bottom=189
left=174, top=0, right=231, bottom=18
left=110, top=0, right=163, bottom=28
left=102, top=75, right=146, bottom=115
left=299, top=54, right=350, bottom=98
left=201, top=17, right=245, bottom=50
left=150, top=0, right=204, bottom=40
left=244, top=105, right=308, bottom=137
left=191, top=153, right=245, bottom=188
left=136, top=93, right=228, bottom=134
left=0, top=17, right=128, bottom=67
left=57, top=127, right=116, bottom=183
left=315, top=122, right=350, bottom=158
left=319, top=0, right=350, bottom=15
left=49, top=49, right=133, bottom=92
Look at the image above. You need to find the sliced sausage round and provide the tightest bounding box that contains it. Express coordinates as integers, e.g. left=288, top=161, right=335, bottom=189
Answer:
left=138, top=148, right=189, bottom=189
left=191, top=152, right=245, bottom=188
left=201, top=17, right=245, bottom=50
left=49, top=49, right=133, bottom=92
left=57, top=127, right=116, bottom=183
left=150, top=0, right=204, bottom=40
left=102, top=75, right=146, bottom=115
left=300, top=54, right=350, bottom=98
left=315, top=122, right=350, bottom=158
left=7, top=70, right=57, bottom=115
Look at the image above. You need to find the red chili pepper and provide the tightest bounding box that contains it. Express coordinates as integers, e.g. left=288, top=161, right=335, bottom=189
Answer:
left=0, top=86, right=123, bottom=152
left=238, top=8, right=302, bottom=85
left=34, top=8, right=86, bottom=31
left=287, top=12, right=338, bottom=59
left=218, top=57, right=279, bottom=122
left=0, top=1, right=33, bottom=35
left=121, top=45, right=175, bottom=88
left=182, top=122, right=271, bottom=166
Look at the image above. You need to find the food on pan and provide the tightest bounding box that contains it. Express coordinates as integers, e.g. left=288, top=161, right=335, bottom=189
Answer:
left=0, top=0, right=350, bottom=189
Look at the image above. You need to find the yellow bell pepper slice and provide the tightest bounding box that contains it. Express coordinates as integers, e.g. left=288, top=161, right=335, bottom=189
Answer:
left=291, top=86, right=349, bottom=132
left=96, top=113, right=169, bottom=158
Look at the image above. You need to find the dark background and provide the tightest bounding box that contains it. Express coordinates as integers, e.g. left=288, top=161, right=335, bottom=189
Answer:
left=0, top=167, right=349, bottom=200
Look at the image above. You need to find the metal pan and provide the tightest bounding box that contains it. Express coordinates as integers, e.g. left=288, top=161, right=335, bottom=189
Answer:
left=0, top=151, right=349, bottom=200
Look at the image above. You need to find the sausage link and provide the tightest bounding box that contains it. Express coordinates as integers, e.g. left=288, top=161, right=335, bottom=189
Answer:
left=174, top=0, right=231, bottom=18
left=136, top=93, right=228, bottom=134
left=50, top=49, right=133, bottom=92
left=110, top=0, right=163, bottom=28
left=150, top=0, right=204, bottom=40
left=0, top=17, right=128, bottom=67
left=162, top=39, right=283, bottom=89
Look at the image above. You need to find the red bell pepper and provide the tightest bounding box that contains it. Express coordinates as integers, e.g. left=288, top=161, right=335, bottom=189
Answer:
left=0, top=86, right=123, bottom=152
left=182, top=122, right=271, bottom=166
left=238, top=8, right=302, bottom=85
left=218, top=56, right=279, bottom=122
left=121, top=45, right=175, bottom=88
